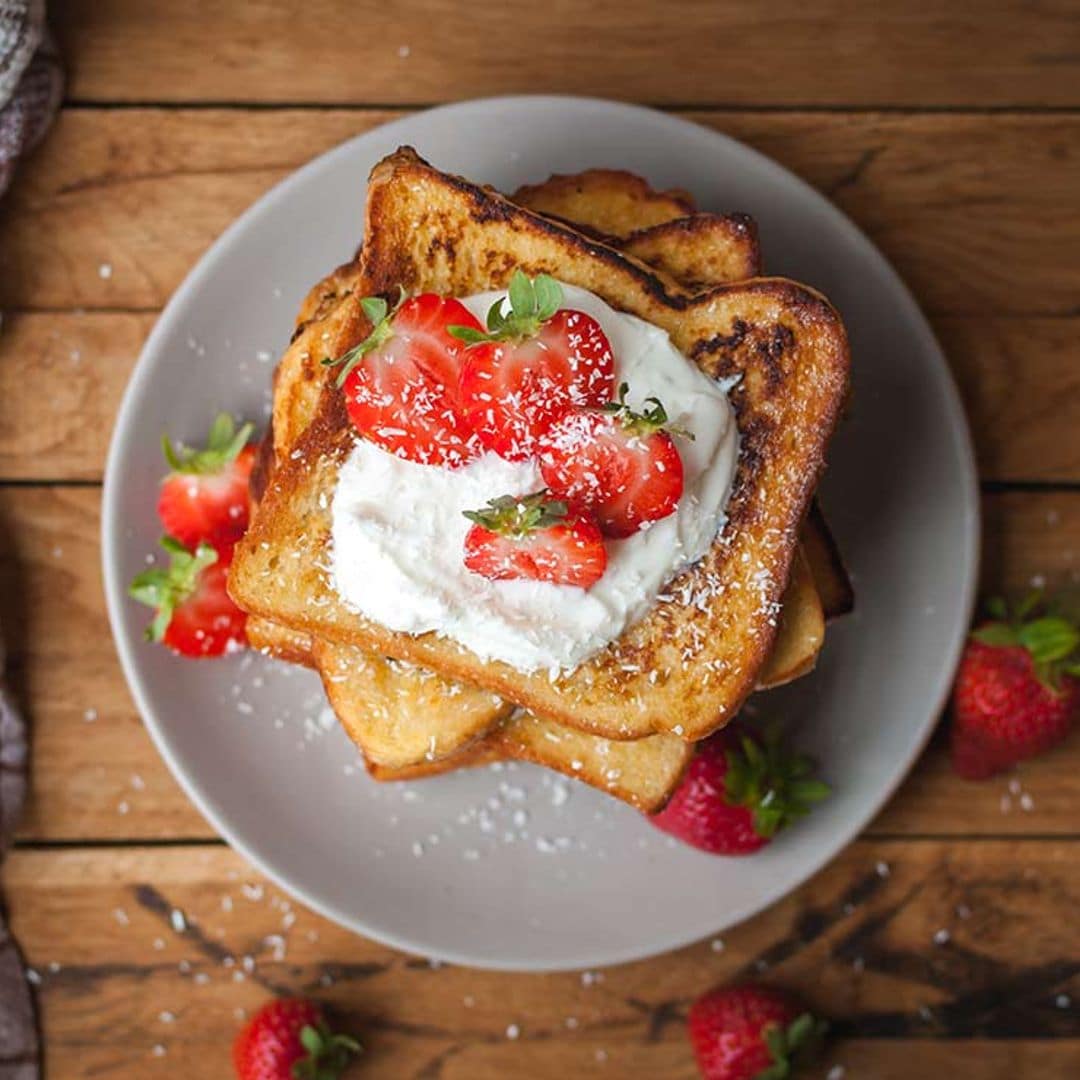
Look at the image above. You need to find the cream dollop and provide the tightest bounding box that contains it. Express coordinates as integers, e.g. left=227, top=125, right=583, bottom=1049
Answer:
left=329, top=283, right=738, bottom=673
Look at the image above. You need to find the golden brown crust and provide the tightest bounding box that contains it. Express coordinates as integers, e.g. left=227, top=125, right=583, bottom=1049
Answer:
left=230, top=148, right=850, bottom=742
left=623, top=213, right=761, bottom=287
left=802, top=501, right=855, bottom=620
left=512, top=168, right=695, bottom=237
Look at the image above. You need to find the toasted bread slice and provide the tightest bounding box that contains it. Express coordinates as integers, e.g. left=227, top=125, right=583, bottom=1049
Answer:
left=366, top=712, right=693, bottom=814
left=246, top=616, right=313, bottom=668
left=230, top=148, right=849, bottom=742
left=511, top=169, right=694, bottom=236
left=803, top=501, right=855, bottom=619
left=313, top=637, right=514, bottom=769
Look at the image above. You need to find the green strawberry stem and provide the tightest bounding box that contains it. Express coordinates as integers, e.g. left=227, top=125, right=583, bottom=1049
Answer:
left=971, top=591, right=1080, bottom=689
left=599, top=381, right=695, bottom=440
left=161, top=413, right=253, bottom=475
left=322, top=287, right=406, bottom=387
left=759, top=1012, right=829, bottom=1079
left=293, top=1021, right=361, bottom=1080
left=463, top=490, right=568, bottom=538
left=448, top=269, right=563, bottom=346
left=128, top=537, right=218, bottom=642
left=724, top=725, right=830, bottom=839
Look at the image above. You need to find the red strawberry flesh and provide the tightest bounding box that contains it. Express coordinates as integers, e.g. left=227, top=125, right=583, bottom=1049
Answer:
left=459, top=307, right=615, bottom=460
left=338, top=293, right=484, bottom=468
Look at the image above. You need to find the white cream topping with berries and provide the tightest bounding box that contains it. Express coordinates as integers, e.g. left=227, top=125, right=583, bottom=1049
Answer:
left=329, top=283, right=738, bottom=674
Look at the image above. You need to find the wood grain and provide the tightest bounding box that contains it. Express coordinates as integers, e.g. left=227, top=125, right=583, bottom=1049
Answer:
left=51, top=0, right=1080, bottom=109
left=2, top=110, right=1078, bottom=315
left=4, top=312, right=1078, bottom=484
left=5, top=485, right=1079, bottom=843
left=0, top=312, right=153, bottom=481
left=8, top=841, right=1078, bottom=1078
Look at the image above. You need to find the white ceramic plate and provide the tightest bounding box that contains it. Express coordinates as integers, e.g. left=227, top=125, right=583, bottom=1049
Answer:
left=102, top=97, right=978, bottom=972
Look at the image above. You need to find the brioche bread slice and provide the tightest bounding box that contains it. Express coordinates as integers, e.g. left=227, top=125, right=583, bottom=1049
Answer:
left=230, top=148, right=849, bottom=742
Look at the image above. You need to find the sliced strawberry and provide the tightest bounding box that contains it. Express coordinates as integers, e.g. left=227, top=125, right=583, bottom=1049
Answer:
left=451, top=271, right=615, bottom=460
left=537, top=383, right=687, bottom=538
left=158, top=412, right=256, bottom=555
left=462, top=490, right=607, bottom=589
left=324, top=291, right=484, bottom=468
left=129, top=537, right=247, bottom=658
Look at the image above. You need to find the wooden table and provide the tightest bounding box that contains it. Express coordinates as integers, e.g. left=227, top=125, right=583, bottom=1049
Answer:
left=1, top=3, right=1078, bottom=1076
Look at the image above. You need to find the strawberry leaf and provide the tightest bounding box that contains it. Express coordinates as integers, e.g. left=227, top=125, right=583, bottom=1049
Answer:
left=533, top=274, right=562, bottom=321
left=161, top=413, right=253, bottom=476
left=448, top=270, right=564, bottom=346
left=785, top=1011, right=829, bottom=1066
left=292, top=1022, right=361, bottom=1080
left=463, top=490, right=568, bottom=538
left=359, top=295, right=388, bottom=326
left=129, top=538, right=217, bottom=642
left=985, top=596, right=1009, bottom=621
left=971, top=622, right=1018, bottom=647
left=724, top=726, right=830, bottom=841
left=323, top=289, right=404, bottom=387
left=599, top=382, right=694, bottom=440
left=508, top=268, right=535, bottom=319
left=1014, top=589, right=1043, bottom=621
left=1017, top=617, right=1080, bottom=664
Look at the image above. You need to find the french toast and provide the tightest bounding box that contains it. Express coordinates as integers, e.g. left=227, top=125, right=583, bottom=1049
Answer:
left=229, top=148, right=850, bottom=743
left=250, top=171, right=834, bottom=769
left=245, top=166, right=846, bottom=809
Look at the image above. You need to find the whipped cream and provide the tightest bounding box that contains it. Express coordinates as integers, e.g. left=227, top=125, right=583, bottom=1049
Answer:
left=329, top=283, right=738, bottom=674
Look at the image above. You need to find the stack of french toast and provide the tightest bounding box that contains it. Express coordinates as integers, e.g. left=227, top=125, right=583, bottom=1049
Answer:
left=230, top=148, right=851, bottom=814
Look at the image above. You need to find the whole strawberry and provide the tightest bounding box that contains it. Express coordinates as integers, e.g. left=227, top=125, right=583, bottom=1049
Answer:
left=233, top=998, right=359, bottom=1080
left=158, top=412, right=255, bottom=556
left=688, top=984, right=826, bottom=1080
left=652, top=723, right=828, bottom=855
left=950, top=594, right=1080, bottom=780
left=129, top=537, right=247, bottom=658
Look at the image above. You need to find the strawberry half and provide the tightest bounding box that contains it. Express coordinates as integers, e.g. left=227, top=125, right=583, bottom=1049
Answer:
left=128, top=537, right=247, bottom=658
left=324, top=291, right=484, bottom=468
left=950, top=592, right=1080, bottom=779
left=451, top=271, right=615, bottom=460
left=232, top=997, right=360, bottom=1080
left=158, top=412, right=256, bottom=556
left=537, top=382, right=688, bottom=538
left=462, top=490, right=607, bottom=589
left=652, top=723, right=829, bottom=855
left=688, top=983, right=827, bottom=1080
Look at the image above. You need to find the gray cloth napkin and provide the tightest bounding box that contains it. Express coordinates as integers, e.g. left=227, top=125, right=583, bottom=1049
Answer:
left=0, top=641, right=36, bottom=1078
left=0, top=0, right=62, bottom=196
left=1, top=2, right=57, bottom=1073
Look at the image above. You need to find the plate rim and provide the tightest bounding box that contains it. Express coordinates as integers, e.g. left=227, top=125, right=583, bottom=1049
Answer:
left=101, top=94, right=980, bottom=971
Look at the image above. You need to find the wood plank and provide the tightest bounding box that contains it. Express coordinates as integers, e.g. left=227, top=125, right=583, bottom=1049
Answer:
left=1, top=110, right=1078, bottom=315
left=0, top=312, right=153, bottom=481
left=4, top=312, right=1079, bottom=484
left=51, top=0, right=1080, bottom=109
left=5, top=486, right=1080, bottom=842
left=7, top=841, right=1078, bottom=1077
